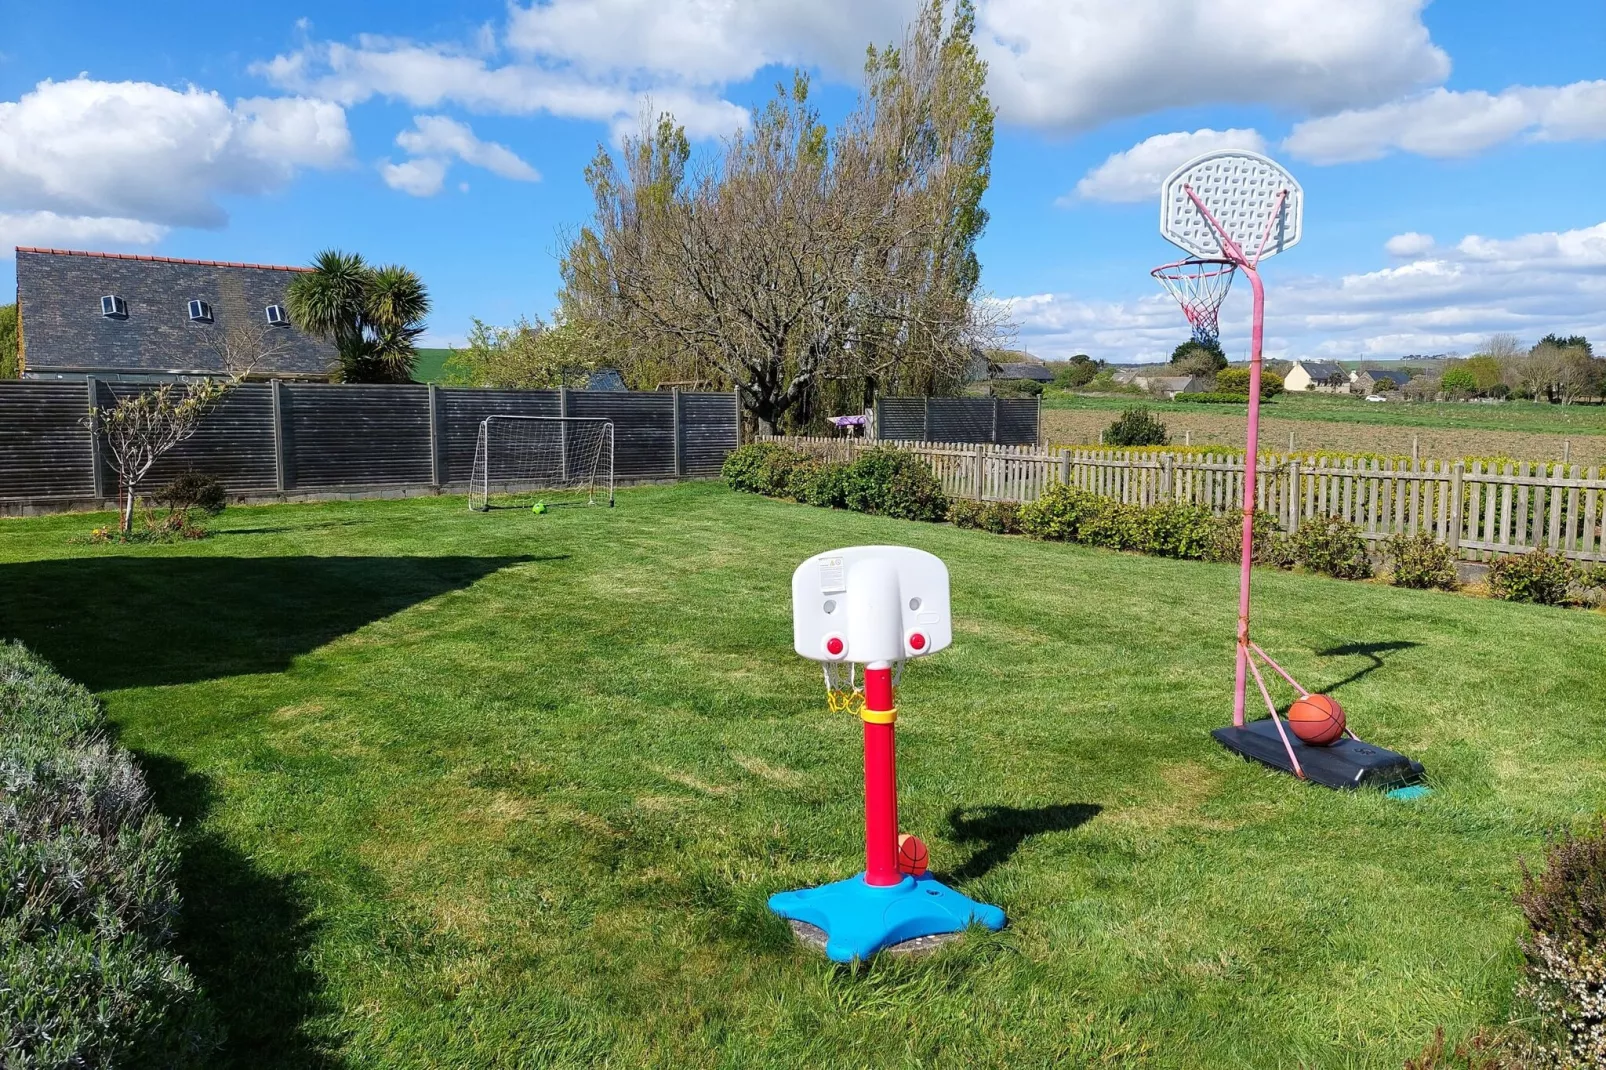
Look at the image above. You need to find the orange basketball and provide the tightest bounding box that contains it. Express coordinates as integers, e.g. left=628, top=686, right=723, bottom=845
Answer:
left=1288, top=693, right=1345, bottom=746
left=896, top=834, right=929, bottom=876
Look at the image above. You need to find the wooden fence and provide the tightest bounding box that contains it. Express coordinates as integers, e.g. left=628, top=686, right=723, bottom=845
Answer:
left=0, top=381, right=740, bottom=513
left=759, top=435, right=1606, bottom=563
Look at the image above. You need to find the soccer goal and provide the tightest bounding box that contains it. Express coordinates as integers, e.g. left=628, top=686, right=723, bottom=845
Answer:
left=468, top=416, right=615, bottom=511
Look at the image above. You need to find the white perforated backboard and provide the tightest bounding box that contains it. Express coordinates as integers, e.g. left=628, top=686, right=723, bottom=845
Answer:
left=792, top=546, right=951, bottom=665
left=1160, top=151, right=1303, bottom=264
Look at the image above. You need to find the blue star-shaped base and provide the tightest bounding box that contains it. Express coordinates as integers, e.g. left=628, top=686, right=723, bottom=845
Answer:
left=769, top=872, right=1005, bottom=962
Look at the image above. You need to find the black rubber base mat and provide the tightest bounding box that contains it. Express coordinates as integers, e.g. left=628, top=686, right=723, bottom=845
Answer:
left=1213, top=719, right=1424, bottom=790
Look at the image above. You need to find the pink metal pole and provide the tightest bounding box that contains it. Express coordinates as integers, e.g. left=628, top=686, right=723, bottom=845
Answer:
left=1233, top=264, right=1266, bottom=727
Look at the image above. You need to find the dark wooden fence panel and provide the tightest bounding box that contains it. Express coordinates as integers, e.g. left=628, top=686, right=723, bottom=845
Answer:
left=0, top=383, right=95, bottom=499
left=876, top=397, right=1040, bottom=445
left=286, top=384, right=433, bottom=487
left=438, top=389, right=562, bottom=484
left=680, top=393, right=740, bottom=476
left=102, top=381, right=278, bottom=492
left=567, top=392, right=677, bottom=479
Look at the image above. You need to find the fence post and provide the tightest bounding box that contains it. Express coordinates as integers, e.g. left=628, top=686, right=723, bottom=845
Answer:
left=271, top=378, right=291, bottom=493
left=1059, top=447, right=1070, bottom=487
left=733, top=386, right=744, bottom=444
left=1448, top=461, right=1464, bottom=553
left=672, top=387, right=684, bottom=478
left=991, top=396, right=1000, bottom=444
left=923, top=396, right=931, bottom=442
left=427, top=383, right=444, bottom=488
left=973, top=444, right=984, bottom=500
left=1161, top=453, right=1173, bottom=502
left=85, top=376, right=108, bottom=500
left=1286, top=460, right=1301, bottom=534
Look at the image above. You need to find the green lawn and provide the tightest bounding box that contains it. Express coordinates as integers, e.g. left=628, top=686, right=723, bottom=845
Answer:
left=2, top=484, right=1603, bottom=1068
left=1047, top=391, right=1606, bottom=436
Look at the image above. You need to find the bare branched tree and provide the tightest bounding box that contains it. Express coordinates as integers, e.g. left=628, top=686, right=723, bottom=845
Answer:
left=90, top=377, right=236, bottom=532
left=204, top=321, right=293, bottom=379
left=1480, top=332, right=1525, bottom=362
left=558, top=0, right=1003, bottom=433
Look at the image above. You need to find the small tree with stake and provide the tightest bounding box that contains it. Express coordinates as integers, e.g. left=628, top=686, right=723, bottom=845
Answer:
left=90, top=378, right=233, bottom=533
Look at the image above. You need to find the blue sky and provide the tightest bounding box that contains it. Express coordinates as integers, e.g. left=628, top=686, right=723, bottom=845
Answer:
left=2, top=0, right=1602, bottom=364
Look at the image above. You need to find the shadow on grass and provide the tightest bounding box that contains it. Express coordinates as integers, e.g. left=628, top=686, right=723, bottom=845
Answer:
left=1313, top=640, right=1421, bottom=694
left=0, top=554, right=552, bottom=690
left=139, top=751, right=342, bottom=1069
left=943, top=803, right=1102, bottom=884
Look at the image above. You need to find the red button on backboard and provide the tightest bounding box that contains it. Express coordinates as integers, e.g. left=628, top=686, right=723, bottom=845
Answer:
left=908, top=632, right=927, bottom=651
left=825, top=636, right=844, bottom=656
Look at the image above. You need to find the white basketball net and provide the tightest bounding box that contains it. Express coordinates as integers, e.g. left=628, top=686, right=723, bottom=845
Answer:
left=1151, top=259, right=1237, bottom=347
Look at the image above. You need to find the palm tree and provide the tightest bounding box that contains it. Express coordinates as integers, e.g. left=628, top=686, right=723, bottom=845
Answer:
left=286, top=250, right=430, bottom=383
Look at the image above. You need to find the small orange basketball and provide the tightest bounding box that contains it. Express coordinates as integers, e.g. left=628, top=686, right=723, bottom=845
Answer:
left=1288, top=693, right=1345, bottom=746
left=896, top=834, right=929, bottom=876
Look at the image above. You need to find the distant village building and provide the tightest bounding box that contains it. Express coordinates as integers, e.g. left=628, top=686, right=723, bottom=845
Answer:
left=991, top=362, right=1055, bottom=385
left=1350, top=369, right=1412, bottom=394
left=1283, top=360, right=1349, bottom=393
left=13, top=247, right=338, bottom=382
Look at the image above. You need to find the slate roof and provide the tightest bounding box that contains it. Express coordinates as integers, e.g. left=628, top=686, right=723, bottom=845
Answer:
left=992, top=362, right=1056, bottom=382
left=1291, top=360, right=1347, bottom=379
left=1358, top=368, right=1413, bottom=387
left=15, top=247, right=338, bottom=378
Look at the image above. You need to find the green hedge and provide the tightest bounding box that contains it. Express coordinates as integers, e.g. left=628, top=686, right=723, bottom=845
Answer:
left=0, top=642, right=220, bottom=1067
left=723, top=445, right=947, bottom=522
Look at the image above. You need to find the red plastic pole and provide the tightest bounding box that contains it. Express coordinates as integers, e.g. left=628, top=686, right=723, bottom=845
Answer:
left=861, top=665, right=900, bottom=886
left=1234, top=265, right=1266, bottom=727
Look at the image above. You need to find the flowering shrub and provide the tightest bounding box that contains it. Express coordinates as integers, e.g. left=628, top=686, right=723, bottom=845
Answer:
left=1290, top=515, right=1373, bottom=579
left=1488, top=550, right=1576, bottom=605
left=1515, top=821, right=1606, bottom=1067
left=1386, top=532, right=1460, bottom=590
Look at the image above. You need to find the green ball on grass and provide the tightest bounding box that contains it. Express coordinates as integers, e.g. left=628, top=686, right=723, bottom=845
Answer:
left=530, top=501, right=547, bottom=515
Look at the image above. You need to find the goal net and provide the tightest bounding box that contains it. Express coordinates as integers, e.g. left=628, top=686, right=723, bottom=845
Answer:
left=468, top=416, right=614, bottom=511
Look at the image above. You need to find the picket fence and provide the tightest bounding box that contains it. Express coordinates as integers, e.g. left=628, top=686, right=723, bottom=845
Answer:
left=757, top=435, right=1606, bottom=563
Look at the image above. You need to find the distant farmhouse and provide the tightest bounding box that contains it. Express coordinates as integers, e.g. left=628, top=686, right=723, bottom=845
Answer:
left=1350, top=368, right=1413, bottom=394
left=1282, top=360, right=1349, bottom=393
left=1109, top=366, right=1206, bottom=398
left=14, top=247, right=337, bottom=382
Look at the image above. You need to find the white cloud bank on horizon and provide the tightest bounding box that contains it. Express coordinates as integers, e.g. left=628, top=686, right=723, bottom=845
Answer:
left=997, top=221, right=1606, bottom=364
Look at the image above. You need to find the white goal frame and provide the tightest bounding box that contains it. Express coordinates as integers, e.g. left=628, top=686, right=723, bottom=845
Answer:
left=468, top=415, right=615, bottom=511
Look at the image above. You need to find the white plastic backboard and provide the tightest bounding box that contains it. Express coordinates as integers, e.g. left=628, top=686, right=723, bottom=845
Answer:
left=792, top=546, right=951, bottom=665
left=1160, top=150, right=1303, bottom=264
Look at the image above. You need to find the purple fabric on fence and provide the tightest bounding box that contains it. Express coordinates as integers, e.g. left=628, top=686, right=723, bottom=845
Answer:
left=829, top=414, right=868, bottom=427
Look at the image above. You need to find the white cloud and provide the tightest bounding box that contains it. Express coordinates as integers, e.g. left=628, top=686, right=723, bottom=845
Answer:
left=504, top=0, right=908, bottom=86
left=258, top=1, right=1453, bottom=141
left=1069, top=128, right=1266, bottom=204
left=0, top=211, right=167, bottom=257
left=384, top=115, right=540, bottom=196
left=379, top=157, right=450, bottom=197
left=1384, top=232, right=1435, bottom=258
left=978, top=0, right=1447, bottom=132
left=1284, top=80, right=1606, bottom=164
left=397, top=116, right=539, bottom=180
left=1003, top=221, right=1606, bottom=363
left=0, top=77, right=350, bottom=230
left=253, top=37, right=749, bottom=141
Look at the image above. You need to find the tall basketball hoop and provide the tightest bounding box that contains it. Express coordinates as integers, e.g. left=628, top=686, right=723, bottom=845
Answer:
left=1153, top=150, right=1422, bottom=790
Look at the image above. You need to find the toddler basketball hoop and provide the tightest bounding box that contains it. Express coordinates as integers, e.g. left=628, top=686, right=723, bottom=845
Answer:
left=1153, top=151, right=1422, bottom=790
left=768, top=546, right=1005, bottom=961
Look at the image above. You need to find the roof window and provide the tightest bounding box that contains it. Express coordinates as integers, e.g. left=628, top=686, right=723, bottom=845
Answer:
left=187, top=300, right=213, bottom=324
left=265, top=304, right=289, bottom=326
left=100, top=295, right=128, bottom=319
